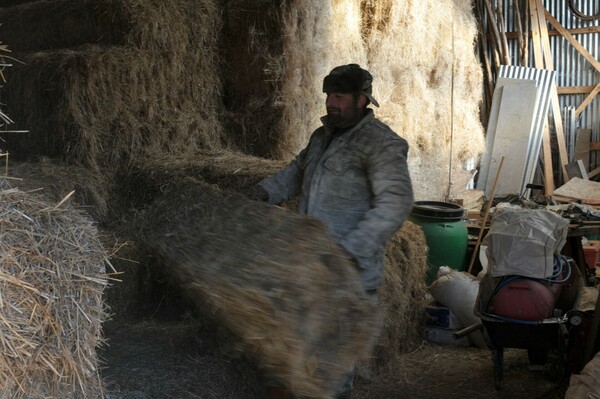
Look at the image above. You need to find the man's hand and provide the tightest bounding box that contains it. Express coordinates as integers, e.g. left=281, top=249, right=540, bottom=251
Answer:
left=246, top=185, right=269, bottom=202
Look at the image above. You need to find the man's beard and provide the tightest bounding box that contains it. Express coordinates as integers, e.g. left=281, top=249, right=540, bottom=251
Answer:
left=327, top=105, right=362, bottom=128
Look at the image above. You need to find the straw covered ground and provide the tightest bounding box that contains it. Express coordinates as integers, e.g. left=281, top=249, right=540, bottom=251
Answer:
left=0, top=186, right=109, bottom=398
left=135, top=180, right=380, bottom=398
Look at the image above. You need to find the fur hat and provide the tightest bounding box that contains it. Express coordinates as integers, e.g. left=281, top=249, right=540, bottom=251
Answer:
left=322, top=64, right=379, bottom=107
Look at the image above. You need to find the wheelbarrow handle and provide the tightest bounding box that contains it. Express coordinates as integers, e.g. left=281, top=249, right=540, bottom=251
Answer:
left=453, top=322, right=484, bottom=340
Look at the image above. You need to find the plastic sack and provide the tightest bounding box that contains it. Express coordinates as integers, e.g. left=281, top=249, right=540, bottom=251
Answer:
left=429, top=267, right=486, bottom=348
left=483, top=208, right=568, bottom=279
left=565, top=351, right=600, bottom=399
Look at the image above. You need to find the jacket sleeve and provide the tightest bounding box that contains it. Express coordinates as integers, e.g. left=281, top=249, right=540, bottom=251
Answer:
left=257, top=146, right=308, bottom=205
left=339, top=136, right=414, bottom=258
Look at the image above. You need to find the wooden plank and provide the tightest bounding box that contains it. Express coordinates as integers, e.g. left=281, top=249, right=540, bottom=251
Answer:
left=575, top=129, right=592, bottom=170
left=591, top=142, right=600, bottom=151
left=529, top=0, right=553, bottom=194
left=544, top=10, right=600, bottom=74
left=590, top=167, right=600, bottom=179
left=477, top=77, right=537, bottom=193
left=575, top=82, right=600, bottom=116
left=528, top=0, right=544, bottom=67
left=554, top=177, right=600, bottom=201
left=505, top=25, right=600, bottom=39
left=486, top=81, right=539, bottom=197
left=535, top=0, right=570, bottom=181
left=542, top=123, right=554, bottom=195
left=557, top=86, right=598, bottom=95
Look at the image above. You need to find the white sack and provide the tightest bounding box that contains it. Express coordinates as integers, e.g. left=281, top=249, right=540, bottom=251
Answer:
left=429, top=266, right=486, bottom=348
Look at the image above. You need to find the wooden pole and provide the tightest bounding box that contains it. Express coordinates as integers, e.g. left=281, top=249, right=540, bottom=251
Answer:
left=467, top=156, right=505, bottom=275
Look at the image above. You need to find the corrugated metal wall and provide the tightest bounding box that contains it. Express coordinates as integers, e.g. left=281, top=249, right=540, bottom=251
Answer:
left=500, top=0, right=600, bottom=169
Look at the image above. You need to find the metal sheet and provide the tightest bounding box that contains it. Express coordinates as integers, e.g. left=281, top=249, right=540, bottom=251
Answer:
left=497, top=0, right=600, bottom=170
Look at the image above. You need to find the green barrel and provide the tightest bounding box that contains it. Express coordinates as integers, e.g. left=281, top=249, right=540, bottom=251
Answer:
left=409, top=201, right=468, bottom=285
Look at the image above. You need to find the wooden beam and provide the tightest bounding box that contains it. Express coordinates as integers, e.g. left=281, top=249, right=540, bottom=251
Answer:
left=557, top=86, right=598, bottom=95
left=505, top=25, right=600, bottom=40
left=542, top=124, right=554, bottom=195
left=589, top=167, right=600, bottom=179
left=591, top=142, right=600, bottom=151
left=575, top=82, right=600, bottom=117
left=544, top=9, right=600, bottom=74
left=529, top=0, right=554, bottom=193
left=535, top=0, right=570, bottom=181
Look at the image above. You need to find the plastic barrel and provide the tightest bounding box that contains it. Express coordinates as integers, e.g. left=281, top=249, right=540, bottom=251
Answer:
left=409, top=201, right=468, bottom=285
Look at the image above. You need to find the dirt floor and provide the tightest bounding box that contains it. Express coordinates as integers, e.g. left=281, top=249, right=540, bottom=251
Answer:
left=100, top=316, right=569, bottom=399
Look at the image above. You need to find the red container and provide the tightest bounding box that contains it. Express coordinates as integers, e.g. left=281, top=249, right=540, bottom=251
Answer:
left=583, top=240, right=600, bottom=269
left=489, top=278, right=562, bottom=321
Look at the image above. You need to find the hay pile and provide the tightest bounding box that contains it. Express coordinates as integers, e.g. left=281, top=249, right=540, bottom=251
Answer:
left=0, top=187, right=109, bottom=398
left=2, top=0, right=225, bottom=171
left=377, top=221, right=429, bottom=362
left=136, top=181, right=379, bottom=398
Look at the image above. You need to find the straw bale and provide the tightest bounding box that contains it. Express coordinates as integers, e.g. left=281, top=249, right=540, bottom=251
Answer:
left=7, top=158, right=113, bottom=223
left=136, top=180, right=379, bottom=398
left=5, top=0, right=224, bottom=170
left=377, top=220, right=429, bottom=361
left=3, top=42, right=224, bottom=170
left=221, top=0, right=285, bottom=157
left=0, top=0, right=217, bottom=54
left=0, top=187, right=109, bottom=398
left=363, top=0, right=485, bottom=201
left=235, top=0, right=484, bottom=200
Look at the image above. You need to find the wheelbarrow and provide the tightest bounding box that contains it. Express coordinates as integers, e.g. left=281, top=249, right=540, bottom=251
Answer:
left=462, top=256, right=584, bottom=390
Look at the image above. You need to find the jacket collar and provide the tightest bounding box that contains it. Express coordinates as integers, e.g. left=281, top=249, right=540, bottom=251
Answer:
left=320, top=108, right=375, bottom=135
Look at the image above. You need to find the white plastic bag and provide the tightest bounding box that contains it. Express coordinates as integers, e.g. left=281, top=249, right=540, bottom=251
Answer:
left=429, top=267, right=486, bottom=348
left=484, top=209, right=568, bottom=279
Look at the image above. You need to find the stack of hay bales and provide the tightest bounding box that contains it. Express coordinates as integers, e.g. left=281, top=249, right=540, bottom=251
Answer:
left=221, top=0, right=484, bottom=200
left=0, top=0, right=225, bottom=171
left=0, top=186, right=109, bottom=398
left=136, top=180, right=380, bottom=398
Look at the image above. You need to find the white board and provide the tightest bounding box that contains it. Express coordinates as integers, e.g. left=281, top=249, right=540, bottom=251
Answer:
left=479, top=79, right=539, bottom=197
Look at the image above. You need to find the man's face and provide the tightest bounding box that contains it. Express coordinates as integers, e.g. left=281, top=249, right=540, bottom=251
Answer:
left=325, top=92, right=365, bottom=128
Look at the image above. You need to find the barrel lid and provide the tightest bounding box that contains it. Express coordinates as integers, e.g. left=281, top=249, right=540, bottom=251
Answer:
left=411, top=201, right=465, bottom=220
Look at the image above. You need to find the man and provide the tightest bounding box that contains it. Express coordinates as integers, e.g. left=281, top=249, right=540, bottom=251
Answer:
left=251, top=64, right=414, bottom=398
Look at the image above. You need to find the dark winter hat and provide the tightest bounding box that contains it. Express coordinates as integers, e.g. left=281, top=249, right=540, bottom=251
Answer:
left=322, top=63, right=380, bottom=107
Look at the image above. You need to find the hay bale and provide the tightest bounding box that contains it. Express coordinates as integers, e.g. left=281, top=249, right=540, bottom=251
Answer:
left=222, top=0, right=484, bottom=200
left=0, top=186, right=109, bottom=398
left=378, top=221, right=429, bottom=355
left=136, top=180, right=379, bottom=398
left=7, top=158, right=113, bottom=223
left=363, top=0, right=485, bottom=201
left=0, top=0, right=214, bottom=53
left=3, top=0, right=225, bottom=171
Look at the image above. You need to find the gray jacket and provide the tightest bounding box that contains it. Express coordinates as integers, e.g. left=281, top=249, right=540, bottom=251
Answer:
left=258, top=109, right=414, bottom=290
